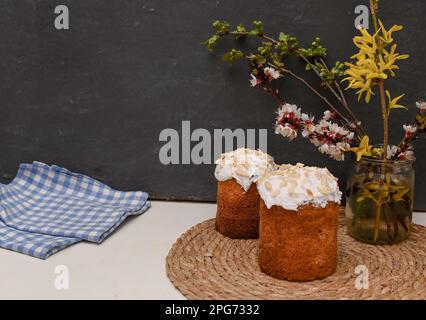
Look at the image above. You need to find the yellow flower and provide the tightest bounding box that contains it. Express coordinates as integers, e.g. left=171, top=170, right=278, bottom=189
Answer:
left=343, top=20, right=409, bottom=103
left=356, top=172, right=409, bottom=204
left=386, top=90, right=406, bottom=113
left=378, top=20, right=403, bottom=45
left=350, top=136, right=384, bottom=161
left=392, top=186, right=409, bottom=202
left=350, top=136, right=373, bottom=161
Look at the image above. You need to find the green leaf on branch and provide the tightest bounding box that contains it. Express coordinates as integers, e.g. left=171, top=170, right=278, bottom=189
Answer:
left=203, top=35, right=220, bottom=52
left=332, top=61, right=345, bottom=77
left=248, top=53, right=267, bottom=66
left=257, top=41, right=273, bottom=55
left=416, top=113, right=426, bottom=130
left=276, top=32, right=299, bottom=56
left=299, top=37, right=327, bottom=59
left=270, top=52, right=284, bottom=67
left=236, top=23, right=246, bottom=32
left=251, top=68, right=260, bottom=76
left=212, top=20, right=230, bottom=34
left=309, top=60, right=345, bottom=88
left=234, top=23, right=247, bottom=39
left=249, top=20, right=263, bottom=36
left=223, top=49, right=244, bottom=65
left=278, top=32, right=288, bottom=42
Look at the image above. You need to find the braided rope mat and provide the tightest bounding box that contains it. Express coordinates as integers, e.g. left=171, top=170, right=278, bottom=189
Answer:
left=166, top=212, right=426, bottom=299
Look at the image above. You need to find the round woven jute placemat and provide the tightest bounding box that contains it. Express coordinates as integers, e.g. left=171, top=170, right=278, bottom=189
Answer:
left=166, top=212, right=426, bottom=299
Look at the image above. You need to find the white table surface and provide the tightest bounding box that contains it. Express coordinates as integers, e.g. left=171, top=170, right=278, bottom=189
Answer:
left=0, top=200, right=425, bottom=300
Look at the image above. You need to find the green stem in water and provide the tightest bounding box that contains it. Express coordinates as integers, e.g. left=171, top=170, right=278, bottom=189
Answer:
left=370, top=0, right=390, bottom=242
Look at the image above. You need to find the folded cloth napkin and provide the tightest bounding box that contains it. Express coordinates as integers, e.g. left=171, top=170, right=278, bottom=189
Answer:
left=0, top=162, right=150, bottom=259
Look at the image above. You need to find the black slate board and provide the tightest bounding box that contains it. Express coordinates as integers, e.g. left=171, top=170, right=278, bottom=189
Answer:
left=1, top=0, right=426, bottom=209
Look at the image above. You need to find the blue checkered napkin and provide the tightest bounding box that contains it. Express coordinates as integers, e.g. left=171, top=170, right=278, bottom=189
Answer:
left=0, top=219, right=81, bottom=259
left=0, top=162, right=150, bottom=259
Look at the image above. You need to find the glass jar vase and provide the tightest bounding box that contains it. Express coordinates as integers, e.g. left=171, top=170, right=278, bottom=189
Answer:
left=345, top=157, right=414, bottom=244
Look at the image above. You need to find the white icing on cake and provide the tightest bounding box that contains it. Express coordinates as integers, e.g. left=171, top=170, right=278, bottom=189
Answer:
left=214, top=148, right=276, bottom=192
left=257, top=163, right=342, bottom=211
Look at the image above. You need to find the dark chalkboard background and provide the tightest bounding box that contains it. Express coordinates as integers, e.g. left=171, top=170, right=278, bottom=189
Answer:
left=1, top=0, right=426, bottom=209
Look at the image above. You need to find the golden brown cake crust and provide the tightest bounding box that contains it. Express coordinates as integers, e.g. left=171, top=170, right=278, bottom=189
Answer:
left=215, top=179, right=260, bottom=239
left=258, top=200, right=339, bottom=281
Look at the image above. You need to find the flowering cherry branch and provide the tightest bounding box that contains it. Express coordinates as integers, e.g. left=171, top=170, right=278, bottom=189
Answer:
left=203, top=20, right=366, bottom=135
left=204, top=18, right=426, bottom=163
left=274, top=103, right=355, bottom=161
left=248, top=66, right=284, bottom=105
left=245, top=53, right=357, bottom=133
left=299, top=54, right=365, bottom=134
left=266, top=62, right=355, bottom=132
left=386, top=102, right=426, bottom=161
left=246, top=65, right=357, bottom=161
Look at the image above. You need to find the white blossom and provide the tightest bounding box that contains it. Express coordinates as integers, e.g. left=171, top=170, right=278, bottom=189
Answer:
left=330, top=123, right=348, bottom=136
left=317, top=142, right=349, bottom=161
left=301, top=113, right=315, bottom=137
left=275, top=103, right=302, bottom=141
left=310, top=136, right=321, bottom=147
left=318, top=143, right=329, bottom=154
left=322, top=110, right=334, bottom=121
left=275, top=123, right=298, bottom=140
left=274, top=103, right=352, bottom=161
left=416, top=101, right=426, bottom=112
left=301, top=113, right=313, bottom=122
left=264, top=67, right=281, bottom=80
left=346, top=132, right=355, bottom=141
left=330, top=143, right=350, bottom=161
left=276, top=103, right=301, bottom=119
left=249, top=74, right=260, bottom=87
left=387, top=145, right=399, bottom=159
left=403, top=124, right=417, bottom=138
left=403, top=124, right=417, bottom=133
left=317, top=119, right=331, bottom=130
